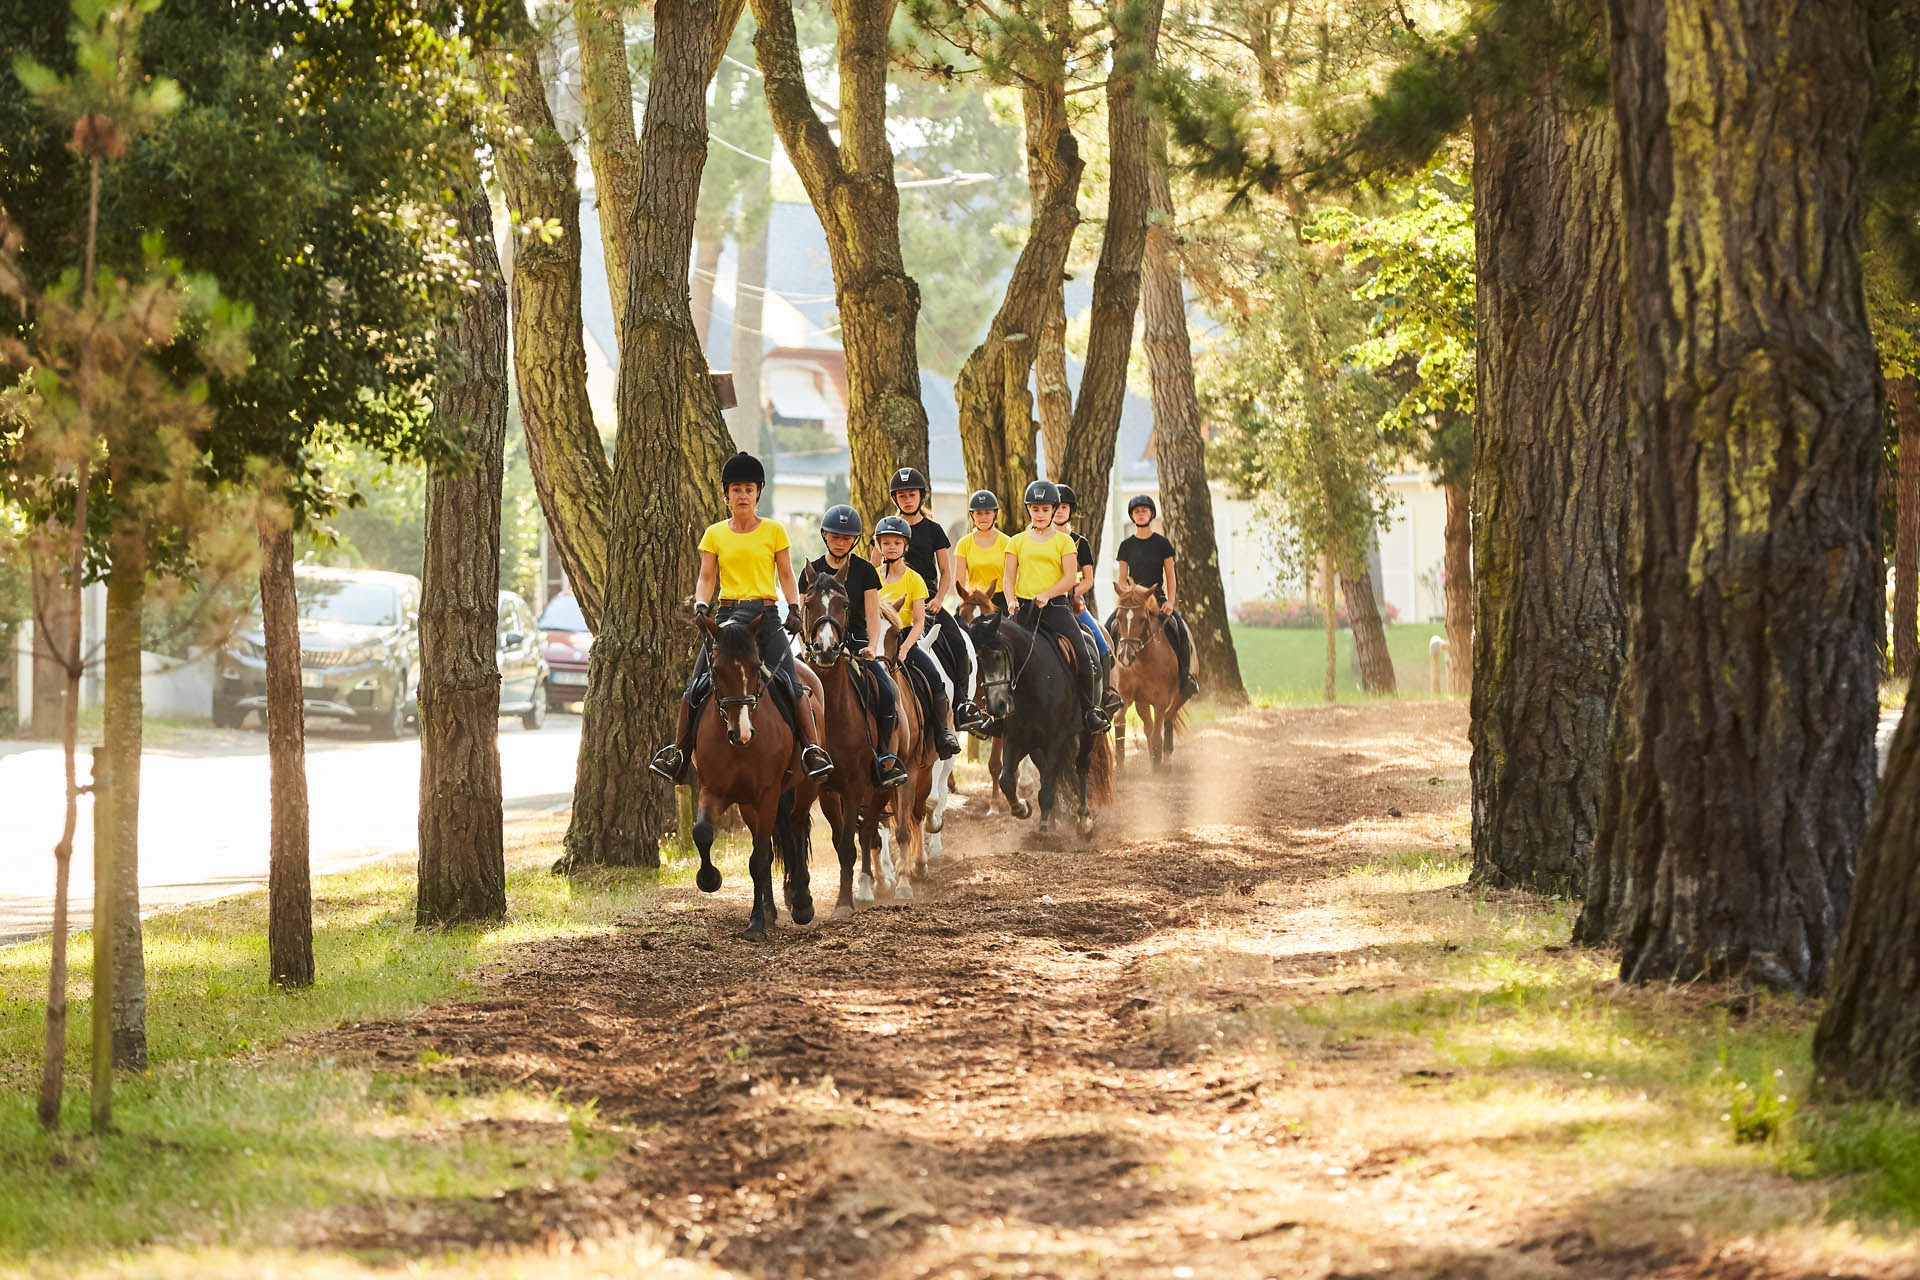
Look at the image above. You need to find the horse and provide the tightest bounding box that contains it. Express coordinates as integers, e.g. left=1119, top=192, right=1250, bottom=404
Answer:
left=688, top=614, right=815, bottom=939
left=1110, top=581, right=1191, bottom=771
left=798, top=569, right=890, bottom=920
left=955, top=586, right=1029, bottom=816
left=966, top=607, right=1097, bottom=840
left=870, top=605, right=937, bottom=901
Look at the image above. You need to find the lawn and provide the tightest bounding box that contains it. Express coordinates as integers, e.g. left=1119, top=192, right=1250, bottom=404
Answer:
left=1229, top=620, right=1453, bottom=704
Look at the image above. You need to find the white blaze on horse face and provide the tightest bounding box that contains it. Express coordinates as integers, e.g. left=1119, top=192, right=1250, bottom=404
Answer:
left=731, top=698, right=753, bottom=744
left=815, top=620, right=837, bottom=651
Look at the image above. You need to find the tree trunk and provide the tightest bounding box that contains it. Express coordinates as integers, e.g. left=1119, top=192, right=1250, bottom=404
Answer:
left=37, top=508, right=86, bottom=1129
left=1143, top=123, right=1247, bottom=705
left=1340, top=564, right=1396, bottom=695
left=259, top=522, right=314, bottom=989
left=750, top=0, right=930, bottom=520
left=565, top=0, right=732, bottom=871
left=416, top=183, right=510, bottom=928
left=1894, top=376, right=1919, bottom=678
left=495, top=35, right=613, bottom=633
left=956, top=76, right=1080, bottom=507
left=575, top=0, right=641, bottom=351
left=1575, top=0, right=1882, bottom=991
left=1815, top=662, right=1920, bottom=1099
left=1468, top=89, right=1628, bottom=898
left=728, top=187, right=771, bottom=458
left=1057, top=0, right=1162, bottom=551
left=103, top=539, right=147, bottom=1069
left=1023, top=42, right=1076, bottom=475
left=1442, top=480, right=1472, bottom=699
left=29, top=556, right=72, bottom=740
left=1322, top=554, right=1336, bottom=703
left=690, top=232, right=722, bottom=352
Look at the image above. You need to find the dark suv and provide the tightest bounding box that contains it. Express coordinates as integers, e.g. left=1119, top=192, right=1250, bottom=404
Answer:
left=213, top=567, right=422, bottom=738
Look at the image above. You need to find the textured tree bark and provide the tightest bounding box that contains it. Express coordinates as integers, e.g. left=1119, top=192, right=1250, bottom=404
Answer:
left=750, top=0, right=930, bottom=520
left=956, top=102, right=1080, bottom=506
left=1441, top=481, right=1472, bottom=698
left=1468, top=90, right=1628, bottom=899
left=575, top=0, right=641, bottom=351
left=1894, top=376, right=1919, bottom=678
left=1339, top=565, right=1396, bottom=695
left=259, top=522, right=314, bottom=989
left=103, top=539, right=146, bottom=1069
left=565, top=0, right=732, bottom=871
left=1024, top=43, right=1076, bottom=475
left=416, top=183, right=510, bottom=928
left=495, top=35, right=612, bottom=632
left=1815, top=663, right=1920, bottom=1099
left=1057, top=0, right=1162, bottom=551
left=1575, top=0, right=1882, bottom=991
left=1143, top=127, right=1247, bottom=704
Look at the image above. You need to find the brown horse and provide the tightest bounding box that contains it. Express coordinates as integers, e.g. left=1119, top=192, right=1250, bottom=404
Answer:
left=869, top=610, right=936, bottom=901
left=689, top=614, right=815, bottom=938
left=955, top=586, right=1031, bottom=816
left=798, top=570, right=890, bottom=920
left=1110, top=582, right=1190, bottom=771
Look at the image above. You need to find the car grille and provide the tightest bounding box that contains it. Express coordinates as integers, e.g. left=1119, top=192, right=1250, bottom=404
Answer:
left=302, top=649, right=361, bottom=668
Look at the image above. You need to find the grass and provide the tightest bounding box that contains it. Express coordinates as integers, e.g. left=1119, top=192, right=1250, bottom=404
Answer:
left=0, top=815, right=751, bottom=1272
left=1229, top=622, right=1453, bottom=705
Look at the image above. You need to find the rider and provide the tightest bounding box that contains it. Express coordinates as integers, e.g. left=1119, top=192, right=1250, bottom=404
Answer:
left=873, top=514, right=964, bottom=759
left=1113, top=493, right=1201, bottom=699
left=1001, top=480, right=1111, bottom=735
left=649, top=451, right=833, bottom=784
left=798, top=504, right=910, bottom=789
left=1050, top=484, right=1122, bottom=717
left=889, top=467, right=986, bottom=731
left=953, top=489, right=1011, bottom=603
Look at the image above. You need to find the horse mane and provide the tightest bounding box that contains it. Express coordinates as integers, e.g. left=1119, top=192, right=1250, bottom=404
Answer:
left=714, top=619, right=759, bottom=662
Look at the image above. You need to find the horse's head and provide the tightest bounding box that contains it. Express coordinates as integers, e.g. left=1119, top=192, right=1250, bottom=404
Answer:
left=955, top=585, right=1000, bottom=625
left=700, top=613, right=765, bottom=746
left=800, top=570, right=850, bottom=663
left=1111, top=582, right=1160, bottom=667
left=967, top=611, right=1018, bottom=721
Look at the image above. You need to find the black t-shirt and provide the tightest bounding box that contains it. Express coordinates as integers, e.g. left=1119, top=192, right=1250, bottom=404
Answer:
left=1067, top=531, right=1096, bottom=611
left=1115, top=532, right=1176, bottom=601
left=901, top=515, right=950, bottom=591
left=801, top=554, right=882, bottom=645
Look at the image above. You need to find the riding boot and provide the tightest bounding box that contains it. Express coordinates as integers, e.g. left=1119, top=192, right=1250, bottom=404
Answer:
left=1102, top=651, right=1124, bottom=718
left=787, top=671, right=834, bottom=780
left=868, top=669, right=909, bottom=788
left=928, top=680, right=962, bottom=760
left=649, top=693, right=700, bottom=782
left=1075, top=636, right=1110, bottom=735
left=1169, top=615, right=1200, bottom=699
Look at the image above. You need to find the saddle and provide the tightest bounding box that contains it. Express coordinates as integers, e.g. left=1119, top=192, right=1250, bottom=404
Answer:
left=883, top=631, right=939, bottom=724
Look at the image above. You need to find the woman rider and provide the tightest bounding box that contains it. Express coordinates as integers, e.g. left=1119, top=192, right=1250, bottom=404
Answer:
left=889, top=467, right=985, bottom=731
left=873, top=515, right=963, bottom=759
left=1050, top=485, right=1121, bottom=710
left=1112, top=493, right=1201, bottom=699
left=953, top=489, right=1011, bottom=608
left=649, top=451, right=833, bottom=783
left=1001, top=481, right=1111, bottom=735
left=798, top=504, right=910, bottom=789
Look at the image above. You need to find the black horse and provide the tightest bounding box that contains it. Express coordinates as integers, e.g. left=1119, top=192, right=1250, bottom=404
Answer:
left=967, top=610, right=1095, bottom=839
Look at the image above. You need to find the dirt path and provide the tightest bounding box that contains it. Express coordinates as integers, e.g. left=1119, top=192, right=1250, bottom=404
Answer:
left=308, top=705, right=1902, bottom=1279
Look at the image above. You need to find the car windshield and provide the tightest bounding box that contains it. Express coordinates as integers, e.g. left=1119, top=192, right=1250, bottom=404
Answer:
left=538, top=595, right=587, bottom=632
left=297, top=580, right=400, bottom=626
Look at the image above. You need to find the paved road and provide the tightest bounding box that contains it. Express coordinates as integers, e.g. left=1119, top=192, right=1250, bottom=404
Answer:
left=0, top=713, right=583, bottom=943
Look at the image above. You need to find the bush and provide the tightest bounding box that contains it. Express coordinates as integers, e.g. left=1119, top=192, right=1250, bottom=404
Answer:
left=1234, top=597, right=1400, bottom=629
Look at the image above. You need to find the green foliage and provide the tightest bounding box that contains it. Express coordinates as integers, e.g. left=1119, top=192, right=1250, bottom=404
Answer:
left=1799, top=1103, right=1920, bottom=1225
left=1722, top=1064, right=1796, bottom=1146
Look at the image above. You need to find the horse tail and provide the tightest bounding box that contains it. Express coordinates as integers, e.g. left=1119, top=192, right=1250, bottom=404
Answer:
left=1087, top=732, right=1115, bottom=808
left=777, top=788, right=809, bottom=885
left=1170, top=702, right=1190, bottom=737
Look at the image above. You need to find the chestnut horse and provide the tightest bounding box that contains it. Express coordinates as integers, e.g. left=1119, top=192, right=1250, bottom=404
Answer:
left=1110, top=582, right=1190, bottom=771
left=799, top=570, right=889, bottom=919
left=689, top=614, right=815, bottom=938
left=869, top=607, right=936, bottom=902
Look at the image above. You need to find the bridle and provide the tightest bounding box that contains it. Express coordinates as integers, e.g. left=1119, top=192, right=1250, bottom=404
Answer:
left=1111, top=601, right=1155, bottom=667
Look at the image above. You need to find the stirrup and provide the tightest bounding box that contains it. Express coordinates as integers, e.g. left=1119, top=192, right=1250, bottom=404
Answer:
left=1082, top=706, right=1111, bottom=734
left=1102, top=689, right=1124, bottom=716
left=873, top=754, right=909, bottom=789
left=801, top=743, right=834, bottom=780
left=648, top=744, right=688, bottom=783
left=954, top=700, right=989, bottom=732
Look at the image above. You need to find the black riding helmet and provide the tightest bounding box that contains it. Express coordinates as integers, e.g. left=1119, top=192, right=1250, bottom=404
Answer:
left=873, top=514, right=913, bottom=542
left=1023, top=479, right=1060, bottom=507
left=890, top=466, right=929, bottom=497
left=821, top=504, right=862, bottom=537
left=1054, top=483, right=1077, bottom=510
left=1127, top=493, right=1157, bottom=519
left=722, top=451, right=766, bottom=487
left=968, top=489, right=999, bottom=512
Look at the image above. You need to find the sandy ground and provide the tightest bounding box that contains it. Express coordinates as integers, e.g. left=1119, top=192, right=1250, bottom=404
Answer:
left=302, top=703, right=1914, bottom=1279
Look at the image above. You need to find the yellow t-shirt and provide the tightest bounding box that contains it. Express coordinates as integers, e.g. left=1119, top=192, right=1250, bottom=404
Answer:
left=877, top=567, right=929, bottom=631
left=954, top=530, right=1011, bottom=593
left=698, top=518, right=789, bottom=601
left=1007, top=528, right=1071, bottom=600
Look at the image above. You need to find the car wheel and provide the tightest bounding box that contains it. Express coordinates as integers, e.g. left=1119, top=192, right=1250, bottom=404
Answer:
left=522, top=681, right=549, bottom=731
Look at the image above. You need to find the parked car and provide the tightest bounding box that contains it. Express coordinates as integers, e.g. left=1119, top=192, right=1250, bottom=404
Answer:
left=496, top=590, right=551, bottom=730
left=538, top=593, right=591, bottom=706
left=213, top=567, right=421, bottom=738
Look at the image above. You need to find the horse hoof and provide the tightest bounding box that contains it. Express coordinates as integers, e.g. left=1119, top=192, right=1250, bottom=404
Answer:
left=927, top=811, right=944, bottom=834
left=1076, top=813, right=1095, bottom=838
left=792, top=897, right=816, bottom=926
left=854, top=874, right=875, bottom=904
left=696, top=864, right=722, bottom=894
left=742, top=920, right=767, bottom=941
left=925, top=833, right=943, bottom=861
left=1010, top=799, right=1031, bottom=820
left=833, top=904, right=854, bottom=921
left=894, top=880, right=915, bottom=903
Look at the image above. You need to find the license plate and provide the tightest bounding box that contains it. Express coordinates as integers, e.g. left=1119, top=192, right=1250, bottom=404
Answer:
left=553, top=670, right=588, bottom=687
left=302, top=671, right=327, bottom=690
